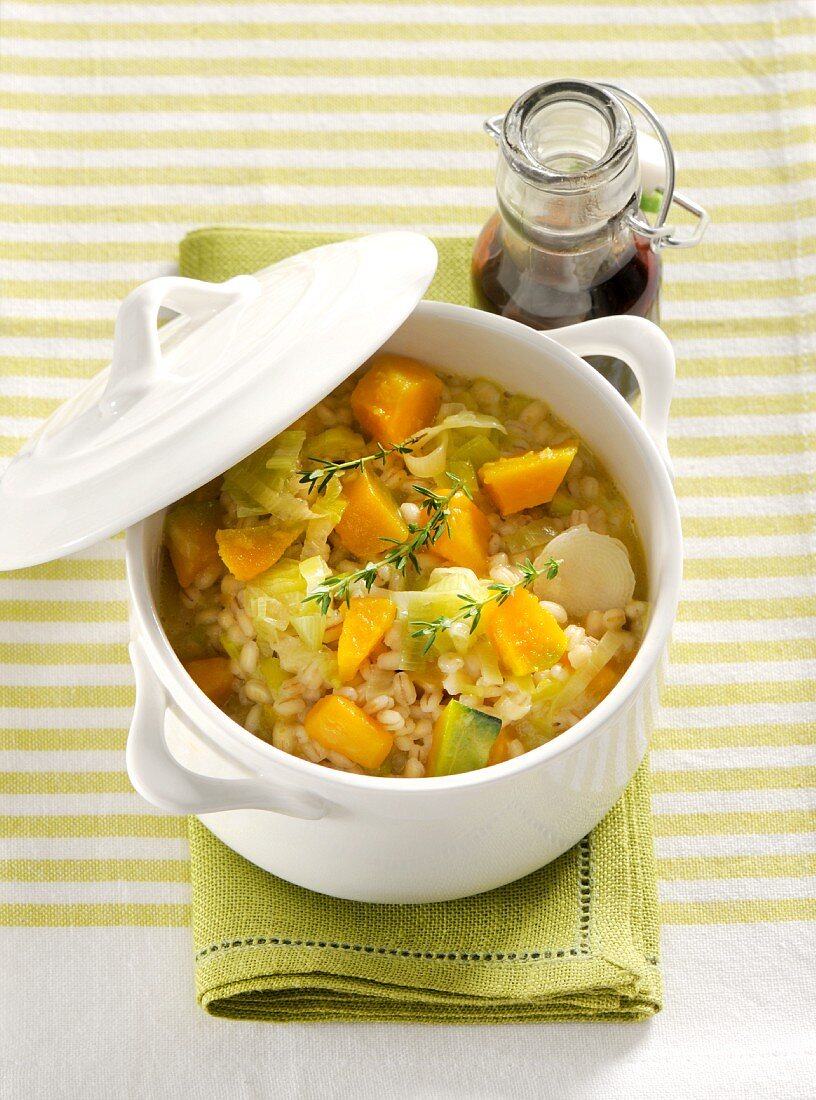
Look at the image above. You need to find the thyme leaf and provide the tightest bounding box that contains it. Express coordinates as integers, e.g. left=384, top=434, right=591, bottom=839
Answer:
left=302, top=473, right=467, bottom=613
left=297, top=437, right=419, bottom=496
left=410, top=556, right=561, bottom=654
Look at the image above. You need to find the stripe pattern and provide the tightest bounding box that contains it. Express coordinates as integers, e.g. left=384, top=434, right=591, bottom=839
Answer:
left=1, top=0, right=814, bottom=931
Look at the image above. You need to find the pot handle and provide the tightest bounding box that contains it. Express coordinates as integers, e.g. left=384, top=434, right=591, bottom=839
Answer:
left=126, top=642, right=328, bottom=820
left=544, top=316, right=675, bottom=479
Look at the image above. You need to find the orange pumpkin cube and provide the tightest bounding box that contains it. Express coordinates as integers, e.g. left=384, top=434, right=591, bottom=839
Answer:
left=483, top=587, right=567, bottom=676
left=165, top=501, right=222, bottom=589
left=351, top=354, right=443, bottom=444
left=487, top=727, right=513, bottom=767
left=433, top=492, right=491, bottom=576
left=184, top=657, right=234, bottom=708
left=478, top=444, right=578, bottom=516
left=304, top=694, right=393, bottom=770
left=215, top=526, right=299, bottom=582
left=334, top=469, right=408, bottom=561
left=337, top=597, right=397, bottom=682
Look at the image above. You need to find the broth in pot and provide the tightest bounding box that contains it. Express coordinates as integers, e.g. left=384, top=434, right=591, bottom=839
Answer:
left=159, top=355, right=648, bottom=780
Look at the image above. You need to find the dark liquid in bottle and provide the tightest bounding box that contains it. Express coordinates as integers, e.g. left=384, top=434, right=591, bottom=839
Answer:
left=472, top=212, right=661, bottom=400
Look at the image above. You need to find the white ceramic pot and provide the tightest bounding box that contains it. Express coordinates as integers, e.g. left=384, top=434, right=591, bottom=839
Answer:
left=125, top=303, right=681, bottom=903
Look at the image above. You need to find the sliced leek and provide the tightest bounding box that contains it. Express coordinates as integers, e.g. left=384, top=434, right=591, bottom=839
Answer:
left=504, top=517, right=559, bottom=555
left=551, top=630, right=626, bottom=714
left=223, top=430, right=307, bottom=519
left=534, top=525, right=635, bottom=618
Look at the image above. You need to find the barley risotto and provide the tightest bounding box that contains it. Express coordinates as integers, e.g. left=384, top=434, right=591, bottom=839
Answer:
left=158, top=354, right=648, bottom=778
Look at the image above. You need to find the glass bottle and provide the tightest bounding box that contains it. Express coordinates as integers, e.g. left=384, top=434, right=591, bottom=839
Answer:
left=472, top=80, right=708, bottom=400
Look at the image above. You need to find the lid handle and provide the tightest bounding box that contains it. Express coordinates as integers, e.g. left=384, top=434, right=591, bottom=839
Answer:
left=100, top=274, right=260, bottom=418
left=33, top=273, right=260, bottom=461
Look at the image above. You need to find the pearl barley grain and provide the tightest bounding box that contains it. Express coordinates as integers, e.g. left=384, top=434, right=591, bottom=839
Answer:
left=603, top=607, right=627, bottom=630
left=376, top=651, right=404, bottom=671
left=273, top=725, right=296, bottom=754
left=393, top=672, right=417, bottom=707
left=245, top=680, right=272, bottom=705
left=378, top=709, right=405, bottom=730
left=244, top=704, right=262, bottom=733
left=274, top=697, right=305, bottom=718
left=239, top=641, right=259, bottom=677
left=539, top=600, right=568, bottom=625
left=568, top=643, right=593, bottom=669
left=221, top=574, right=239, bottom=597
left=399, top=502, right=421, bottom=526
left=579, top=476, right=599, bottom=501
left=585, top=610, right=605, bottom=638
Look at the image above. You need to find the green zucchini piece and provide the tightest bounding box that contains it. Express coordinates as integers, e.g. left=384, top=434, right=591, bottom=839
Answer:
left=427, top=699, right=502, bottom=776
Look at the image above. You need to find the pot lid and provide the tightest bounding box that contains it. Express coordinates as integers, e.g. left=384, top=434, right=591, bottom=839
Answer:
left=0, top=231, right=438, bottom=571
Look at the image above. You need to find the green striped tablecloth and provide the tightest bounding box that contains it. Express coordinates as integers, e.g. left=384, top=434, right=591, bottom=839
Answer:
left=1, top=0, right=814, bottom=1096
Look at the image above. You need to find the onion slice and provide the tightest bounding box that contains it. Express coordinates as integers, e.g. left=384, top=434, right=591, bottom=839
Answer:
left=534, top=524, right=635, bottom=618
left=404, top=411, right=505, bottom=482
left=404, top=436, right=448, bottom=478
left=411, top=411, right=506, bottom=447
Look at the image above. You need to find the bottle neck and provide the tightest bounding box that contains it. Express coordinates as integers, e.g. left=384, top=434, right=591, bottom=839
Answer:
left=494, top=157, right=641, bottom=255
left=490, top=80, right=643, bottom=254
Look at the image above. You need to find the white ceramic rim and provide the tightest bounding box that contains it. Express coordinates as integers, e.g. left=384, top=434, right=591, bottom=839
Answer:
left=126, top=301, right=682, bottom=797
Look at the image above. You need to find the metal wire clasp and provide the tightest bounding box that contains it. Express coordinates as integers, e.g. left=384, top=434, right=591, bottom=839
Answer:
left=601, top=83, right=710, bottom=252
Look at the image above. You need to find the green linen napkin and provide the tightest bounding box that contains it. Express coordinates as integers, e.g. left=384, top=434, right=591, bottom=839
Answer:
left=179, top=228, right=661, bottom=1023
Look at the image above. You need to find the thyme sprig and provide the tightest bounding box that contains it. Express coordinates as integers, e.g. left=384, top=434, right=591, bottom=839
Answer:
left=297, top=437, right=419, bottom=496
left=410, top=556, right=561, bottom=655
left=302, top=473, right=468, bottom=614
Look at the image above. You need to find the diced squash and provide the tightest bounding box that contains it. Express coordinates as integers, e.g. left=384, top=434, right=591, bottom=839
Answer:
left=165, top=501, right=222, bottom=589
left=487, top=727, right=513, bottom=767
left=304, top=694, right=393, bottom=770
left=351, top=354, right=443, bottom=443
left=478, top=444, right=578, bottom=515
left=334, top=468, right=408, bottom=561
left=483, top=587, right=568, bottom=676
left=183, top=657, right=233, bottom=707
left=433, top=492, right=491, bottom=576
left=216, top=526, right=299, bottom=582
left=427, top=699, right=502, bottom=777
left=337, top=597, right=397, bottom=682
